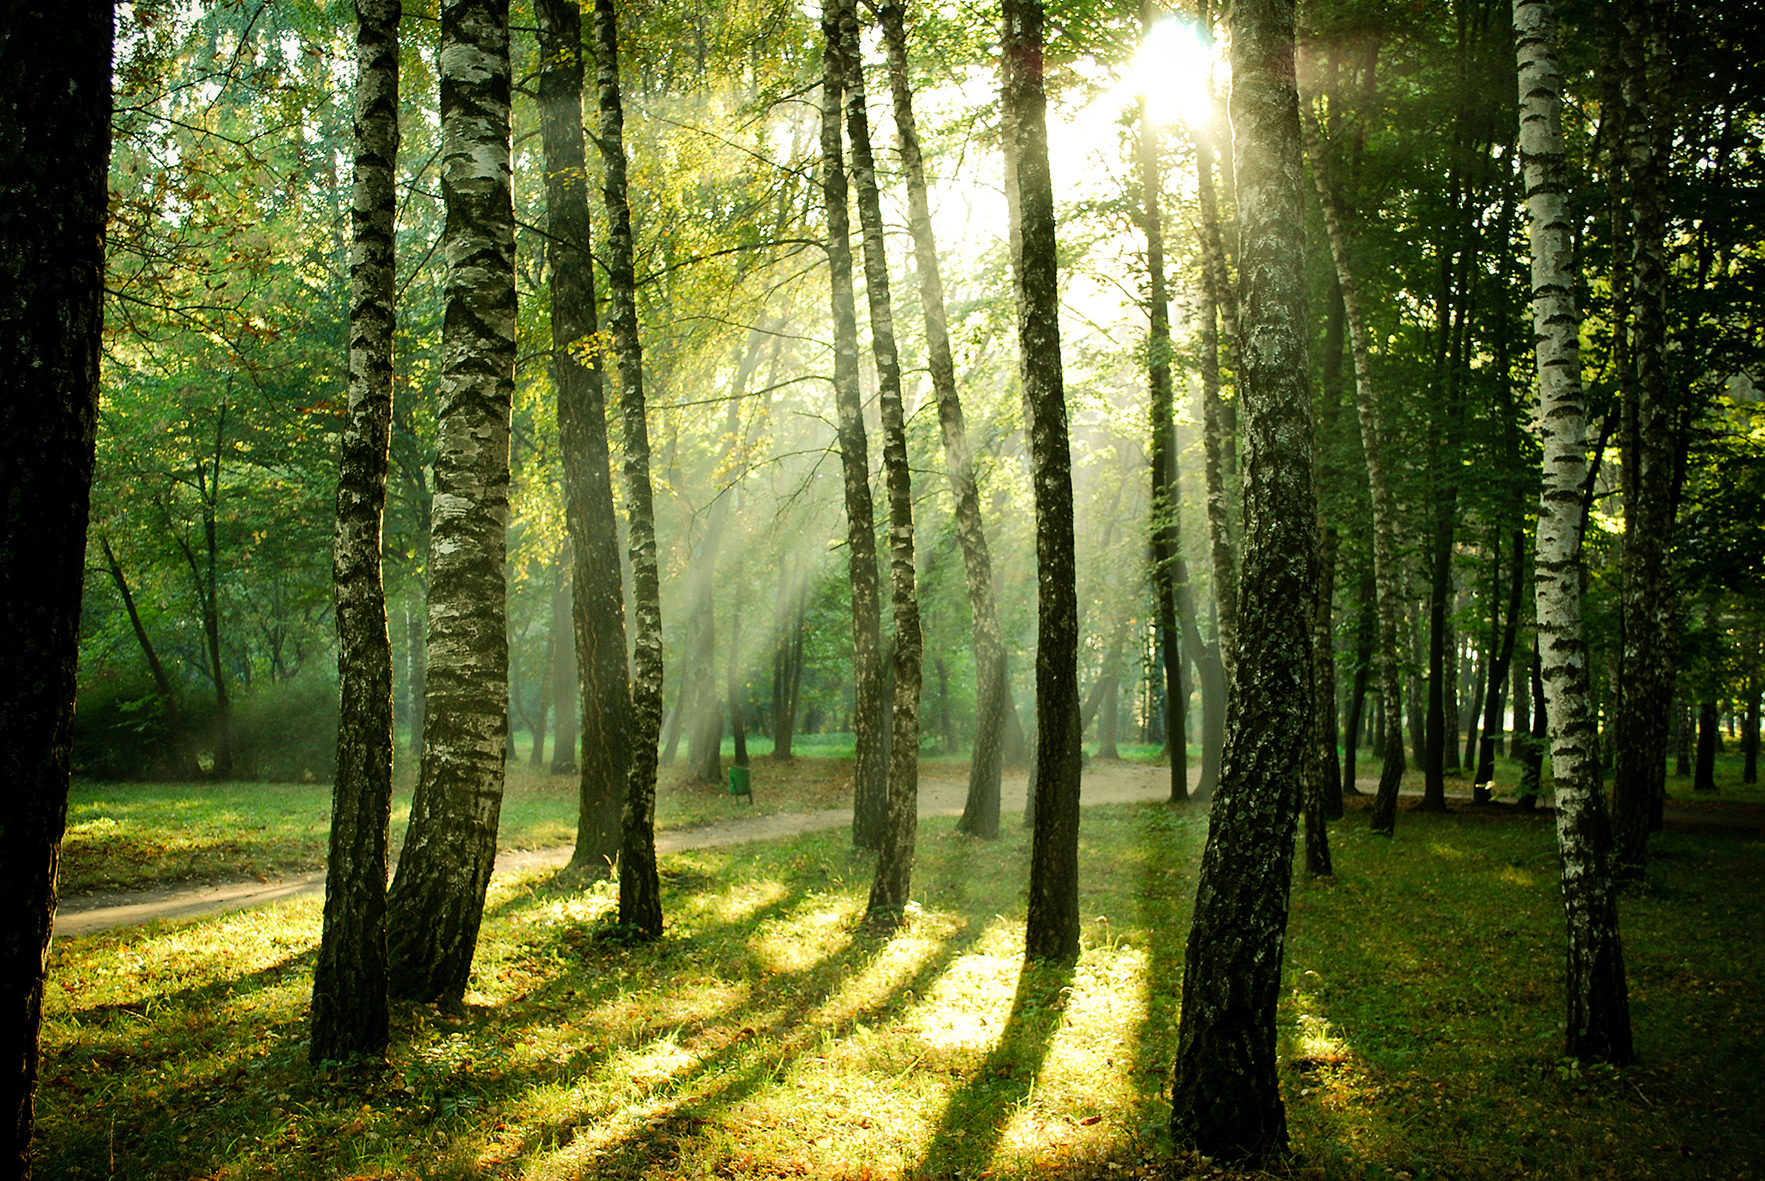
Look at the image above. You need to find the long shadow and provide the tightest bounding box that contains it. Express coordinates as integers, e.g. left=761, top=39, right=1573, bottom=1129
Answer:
left=899, top=955, right=1076, bottom=1180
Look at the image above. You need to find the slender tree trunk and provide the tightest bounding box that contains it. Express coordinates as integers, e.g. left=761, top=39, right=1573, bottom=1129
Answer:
left=1315, top=527, right=1342, bottom=820
left=311, top=0, right=400, bottom=1065
left=1303, top=115, right=1406, bottom=833
left=1517, top=643, right=1546, bottom=808
left=728, top=588, right=748, bottom=768
left=529, top=615, right=552, bottom=767
left=1003, top=0, right=1082, bottom=962
left=550, top=555, right=579, bottom=775
left=1476, top=529, right=1525, bottom=793
left=818, top=0, right=888, bottom=851
left=385, top=0, right=516, bottom=1002
left=0, top=7, right=109, bottom=1168
left=1612, top=0, right=1676, bottom=878
left=771, top=556, right=800, bottom=760
left=1693, top=699, right=1718, bottom=792
left=1171, top=0, right=1319, bottom=1157
left=533, top=0, right=632, bottom=862
left=1742, top=666, right=1758, bottom=785
left=1343, top=570, right=1374, bottom=796
left=1515, top=0, right=1633, bottom=1063
left=877, top=0, right=1007, bottom=839
left=1138, top=0, right=1188, bottom=805
left=594, top=0, right=664, bottom=938
left=100, top=537, right=189, bottom=771
left=833, top=0, right=921, bottom=924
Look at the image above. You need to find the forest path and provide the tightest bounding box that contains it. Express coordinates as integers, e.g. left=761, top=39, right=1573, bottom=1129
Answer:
left=54, top=760, right=1197, bottom=938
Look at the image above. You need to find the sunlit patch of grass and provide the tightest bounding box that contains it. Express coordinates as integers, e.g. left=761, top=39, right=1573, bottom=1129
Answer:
left=35, top=798, right=1765, bottom=1180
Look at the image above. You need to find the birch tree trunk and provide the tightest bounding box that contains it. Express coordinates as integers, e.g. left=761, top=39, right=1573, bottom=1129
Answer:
left=0, top=7, right=109, bottom=1167
left=834, top=0, right=921, bottom=924
left=533, top=0, right=634, bottom=861
left=1303, top=113, right=1407, bottom=834
left=818, top=0, right=889, bottom=851
left=312, top=0, right=400, bottom=1064
left=594, top=0, right=664, bottom=938
left=1004, top=0, right=1083, bottom=962
left=1138, top=0, right=1188, bottom=805
left=1170, top=0, right=1319, bottom=1156
left=1612, top=0, right=1675, bottom=879
left=385, top=0, right=515, bottom=1004
left=1515, top=0, right=1634, bottom=1063
left=877, top=0, right=1009, bottom=839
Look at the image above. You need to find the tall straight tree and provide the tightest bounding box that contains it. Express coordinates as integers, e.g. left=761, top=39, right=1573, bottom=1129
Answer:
left=1514, top=0, right=1634, bottom=1063
left=1612, top=0, right=1675, bottom=878
left=819, top=0, right=888, bottom=851
left=836, top=0, right=922, bottom=923
left=1303, top=113, right=1407, bottom=835
left=385, top=0, right=516, bottom=1003
left=1136, top=0, right=1188, bottom=804
left=311, top=0, right=401, bottom=1064
left=0, top=7, right=110, bottom=1171
left=1169, top=0, right=1320, bottom=1159
left=1003, top=0, right=1082, bottom=962
left=536, top=0, right=631, bottom=875
left=594, top=0, right=665, bottom=938
left=877, top=0, right=1011, bottom=839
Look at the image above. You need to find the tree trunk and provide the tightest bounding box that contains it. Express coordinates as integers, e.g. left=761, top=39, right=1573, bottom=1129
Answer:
left=1612, top=0, right=1676, bottom=879
left=529, top=612, right=552, bottom=768
left=1139, top=0, right=1189, bottom=806
left=100, top=537, right=190, bottom=773
left=1170, top=0, right=1318, bottom=1158
left=1003, top=0, right=1082, bottom=963
left=406, top=584, right=427, bottom=759
left=1742, top=668, right=1758, bottom=785
left=385, top=0, right=516, bottom=1002
left=594, top=0, right=664, bottom=938
left=1510, top=618, right=1531, bottom=757
left=818, top=0, right=888, bottom=851
left=1303, top=114, right=1406, bottom=834
left=311, top=0, right=400, bottom=1066
left=1315, top=527, right=1342, bottom=820
left=728, top=590, right=748, bottom=768
left=1694, top=699, right=1718, bottom=792
left=0, top=6, right=109, bottom=1167
left=537, top=0, right=630, bottom=876
left=837, top=0, right=921, bottom=925
left=1476, top=529, right=1525, bottom=795
left=876, top=0, right=1008, bottom=840
left=1517, top=643, right=1546, bottom=808
left=1515, top=0, right=1634, bottom=1064
left=550, top=557, right=579, bottom=775
left=771, top=556, right=801, bottom=760
left=1343, top=570, right=1374, bottom=797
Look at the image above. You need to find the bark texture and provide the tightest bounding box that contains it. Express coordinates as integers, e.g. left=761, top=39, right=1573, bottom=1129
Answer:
left=1515, top=0, right=1634, bottom=1063
left=1612, top=0, right=1675, bottom=878
left=835, top=0, right=921, bottom=924
left=1139, top=0, right=1188, bottom=805
left=1004, top=0, right=1083, bottom=963
left=878, top=0, right=1009, bottom=839
left=0, top=7, right=110, bottom=1169
left=1303, top=113, right=1407, bottom=834
left=594, top=0, right=665, bottom=938
left=538, top=0, right=631, bottom=877
left=1170, top=0, right=1318, bottom=1158
left=819, top=0, right=888, bottom=851
left=386, top=0, right=515, bottom=1003
left=312, top=0, right=400, bottom=1064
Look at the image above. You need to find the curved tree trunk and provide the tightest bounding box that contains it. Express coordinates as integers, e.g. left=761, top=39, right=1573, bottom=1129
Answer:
left=1138, top=0, right=1188, bottom=805
left=0, top=6, right=109, bottom=1167
left=1004, top=0, right=1082, bottom=962
left=878, top=0, right=1008, bottom=840
left=100, top=537, right=191, bottom=774
left=835, top=0, right=921, bottom=925
left=1170, top=0, right=1319, bottom=1157
left=594, top=0, right=665, bottom=938
left=818, top=0, right=888, bottom=851
left=537, top=0, right=630, bottom=875
left=311, top=0, right=400, bottom=1065
left=1515, top=0, right=1634, bottom=1064
left=1303, top=113, right=1407, bottom=835
left=385, top=0, right=515, bottom=1004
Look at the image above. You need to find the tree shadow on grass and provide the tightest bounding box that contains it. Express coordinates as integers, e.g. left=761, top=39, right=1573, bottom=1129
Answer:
left=899, top=955, right=1076, bottom=1180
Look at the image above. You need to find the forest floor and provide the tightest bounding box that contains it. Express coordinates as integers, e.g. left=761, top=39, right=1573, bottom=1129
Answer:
left=35, top=778, right=1764, bottom=1181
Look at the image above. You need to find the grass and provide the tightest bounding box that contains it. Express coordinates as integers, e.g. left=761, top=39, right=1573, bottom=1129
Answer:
left=62, top=754, right=859, bottom=897
left=37, top=794, right=1765, bottom=1180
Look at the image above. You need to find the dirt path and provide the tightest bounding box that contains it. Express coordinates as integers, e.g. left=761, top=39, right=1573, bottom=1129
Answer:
left=55, top=762, right=1190, bottom=938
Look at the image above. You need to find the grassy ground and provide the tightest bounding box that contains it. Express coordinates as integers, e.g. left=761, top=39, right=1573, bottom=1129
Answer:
left=61, top=754, right=859, bottom=897
left=37, top=796, right=1765, bottom=1180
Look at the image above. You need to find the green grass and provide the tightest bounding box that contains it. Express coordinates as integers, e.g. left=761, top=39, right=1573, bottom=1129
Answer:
left=36, top=797, right=1765, bottom=1180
